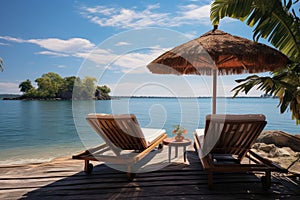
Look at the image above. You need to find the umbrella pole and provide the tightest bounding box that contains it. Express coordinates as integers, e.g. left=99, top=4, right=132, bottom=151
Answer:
left=212, top=69, right=217, bottom=114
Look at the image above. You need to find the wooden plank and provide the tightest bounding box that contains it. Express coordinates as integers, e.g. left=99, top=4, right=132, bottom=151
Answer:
left=0, top=169, right=283, bottom=193
left=0, top=150, right=298, bottom=199
left=14, top=181, right=295, bottom=200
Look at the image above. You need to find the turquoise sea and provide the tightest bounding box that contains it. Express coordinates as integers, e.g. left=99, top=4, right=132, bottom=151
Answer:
left=0, top=97, right=298, bottom=166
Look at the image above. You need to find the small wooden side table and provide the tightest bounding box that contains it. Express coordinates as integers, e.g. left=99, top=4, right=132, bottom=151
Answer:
left=163, top=138, right=192, bottom=163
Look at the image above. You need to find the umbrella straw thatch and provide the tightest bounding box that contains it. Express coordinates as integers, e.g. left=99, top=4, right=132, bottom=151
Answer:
left=147, top=27, right=290, bottom=113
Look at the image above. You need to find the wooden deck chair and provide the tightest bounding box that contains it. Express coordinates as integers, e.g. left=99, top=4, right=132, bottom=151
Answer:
left=73, top=113, right=167, bottom=180
left=193, top=114, right=287, bottom=189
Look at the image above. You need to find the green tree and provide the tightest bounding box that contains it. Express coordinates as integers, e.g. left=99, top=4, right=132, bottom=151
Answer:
left=23, top=88, right=38, bottom=98
left=73, top=77, right=98, bottom=100
left=17, top=73, right=111, bottom=100
left=35, top=77, right=54, bottom=98
left=35, top=72, right=64, bottom=98
left=58, top=76, right=76, bottom=99
left=82, top=76, right=97, bottom=99
left=211, top=0, right=300, bottom=124
left=96, top=85, right=111, bottom=98
left=64, top=76, right=77, bottom=92
left=19, top=79, right=33, bottom=93
left=73, top=77, right=83, bottom=100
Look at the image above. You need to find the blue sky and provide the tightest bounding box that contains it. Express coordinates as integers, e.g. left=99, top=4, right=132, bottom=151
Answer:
left=0, top=0, right=295, bottom=96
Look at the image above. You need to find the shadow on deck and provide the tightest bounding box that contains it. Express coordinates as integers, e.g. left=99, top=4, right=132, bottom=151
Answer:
left=18, top=151, right=300, bottom=199
left=1, top=150, right=299, bottom=200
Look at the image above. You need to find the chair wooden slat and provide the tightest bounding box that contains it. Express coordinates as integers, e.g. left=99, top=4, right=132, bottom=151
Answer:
left=73, top=113, right=167, bottom=180
left=194, top=114, right=287, bottom=189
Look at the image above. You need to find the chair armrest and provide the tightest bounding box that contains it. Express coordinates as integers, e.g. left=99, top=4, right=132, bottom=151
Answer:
left=248, top=149, right=288, bottom=173
left=133, top=134, right=167, bottom=163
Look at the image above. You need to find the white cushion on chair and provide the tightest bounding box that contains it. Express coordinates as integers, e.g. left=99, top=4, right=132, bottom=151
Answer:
left=141, top=128, right=166, bottom=145
left=194, top=129, right=205, bottom=137
left=194, top=129, right=205, bottom=147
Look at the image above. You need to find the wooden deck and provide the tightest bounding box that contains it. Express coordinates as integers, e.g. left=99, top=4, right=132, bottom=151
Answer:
left=0, top=149, right=299, bottom=200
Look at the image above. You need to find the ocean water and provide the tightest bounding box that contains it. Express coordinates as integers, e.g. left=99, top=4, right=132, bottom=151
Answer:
left=0, top=98, right=298, bottom=165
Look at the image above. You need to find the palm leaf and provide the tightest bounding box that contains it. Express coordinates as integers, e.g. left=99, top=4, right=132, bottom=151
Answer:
left=231, top=64, right=300, bottom=124
left=210, top=0, right=300, bottom=61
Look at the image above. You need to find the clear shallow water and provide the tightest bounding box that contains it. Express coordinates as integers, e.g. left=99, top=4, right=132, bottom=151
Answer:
left=0, top=98, right=298, bottom=165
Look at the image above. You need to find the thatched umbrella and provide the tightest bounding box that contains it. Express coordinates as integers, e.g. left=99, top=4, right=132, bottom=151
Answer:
left=147, top=27, right=290, bottom=114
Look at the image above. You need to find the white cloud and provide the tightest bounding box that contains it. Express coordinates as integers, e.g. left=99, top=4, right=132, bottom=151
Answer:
left=85, top=5, right=169, bottom=28
left=182, top=31, right=199, bottom=39
left=174, top=4, right=211, bottom=25
left=28, top=38, right=95, bottom=53
left=0, top=42, right=9, bottom=46
left=80, top=3, right=211, bottom=29
left=75, top=48, right=116, bottom=65
left=0, top=82, right=20, bottom=94
left=0, top=3, right=213, bottom=76
left=115, top=41, right=131, bottom=46
left=76, top=47, right=167, bottom=74
left=84, top=6, right=115, bottom=15
left=36, top=51, right=69, bottom=57
left=117, top=49, right=169, bottom=73
left=0, top=36, right=96, bottom=57
left=0, top=36, right=25, bottom=43
left=0, top=34, right=166, bottom=74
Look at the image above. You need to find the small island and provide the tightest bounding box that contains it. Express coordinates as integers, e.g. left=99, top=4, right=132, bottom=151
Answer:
left=4, top=72, right=111, bottom=100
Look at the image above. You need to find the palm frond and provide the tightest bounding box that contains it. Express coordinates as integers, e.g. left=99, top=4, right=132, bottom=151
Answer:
left=232, top=64, right=300, bottom=124
left=211, top=0, right=253, bottom=24
left=210, top=0, right=300, bottom=61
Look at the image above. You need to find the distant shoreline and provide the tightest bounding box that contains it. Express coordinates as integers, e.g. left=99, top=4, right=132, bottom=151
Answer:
left=0, top=94, right=277, bottom=100
left=0, top=94, right=111, bottom=101
left=113, top=96, right=277, bottom=99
